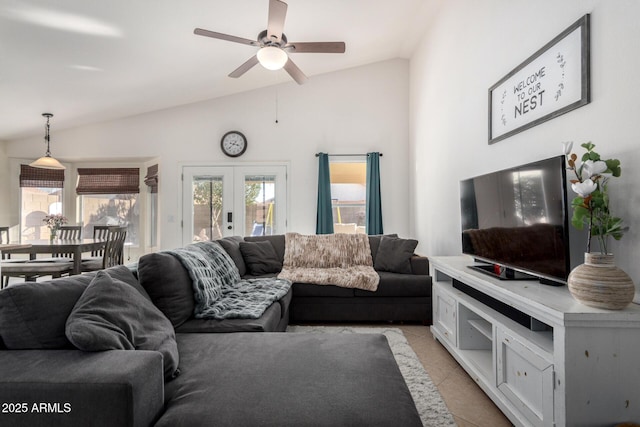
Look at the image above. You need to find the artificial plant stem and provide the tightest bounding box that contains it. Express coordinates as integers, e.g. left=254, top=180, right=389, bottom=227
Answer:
left=587, top=208, right=593, bottom=253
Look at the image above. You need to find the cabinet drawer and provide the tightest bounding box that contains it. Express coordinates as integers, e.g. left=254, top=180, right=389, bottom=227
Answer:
left=434, top=287, right=457, bottom=346
left=496, top=328, right=554, bottom=427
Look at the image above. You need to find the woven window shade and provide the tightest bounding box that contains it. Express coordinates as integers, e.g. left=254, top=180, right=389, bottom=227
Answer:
left=144, top=164, right=158, bottom=193
left=76, top=168, right=140, bottom=195
left=20, top=164, right=64, bottom=188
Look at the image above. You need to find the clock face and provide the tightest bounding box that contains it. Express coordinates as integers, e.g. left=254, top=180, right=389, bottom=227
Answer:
left=221, top=131, right=247, bottom=157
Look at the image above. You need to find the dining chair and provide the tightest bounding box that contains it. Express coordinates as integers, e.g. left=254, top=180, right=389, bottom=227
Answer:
left=90, top=225, right=111, bottom=257
left=0, top=227, right=9, bottom=244
left=1, top=226, right=11, bottom=262
left=51, top=225, right=83, bottom=259
left=1, top=260, right=73, bottom=288
left=1, top=226, right=11, bottom=287
left=58, top=225, right=82, bottom=240
left=81, top=227, right=127, bottom=272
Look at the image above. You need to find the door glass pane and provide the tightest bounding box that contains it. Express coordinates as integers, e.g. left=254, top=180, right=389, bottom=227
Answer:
left=245, top=175, right=276, bottom=236
left=192, top=176, right=223, bottom=242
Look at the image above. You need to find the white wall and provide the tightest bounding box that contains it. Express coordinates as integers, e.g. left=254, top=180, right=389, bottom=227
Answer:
left=410, top=0, right=640, bottom=299
left=5, top=59, right=410, bottom=251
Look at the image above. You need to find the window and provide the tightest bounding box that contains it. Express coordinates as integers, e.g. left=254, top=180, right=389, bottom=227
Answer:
left=19, top=165, right=64, bottom=241
left=77, top=168, right=140, bottom=245
left=329, top=161, right=366, bottom=234
left=145, top=164, right=159, bottom=247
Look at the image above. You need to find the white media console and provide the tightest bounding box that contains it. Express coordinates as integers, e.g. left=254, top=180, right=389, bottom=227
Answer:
left=429, top=256, right=640, bottom=427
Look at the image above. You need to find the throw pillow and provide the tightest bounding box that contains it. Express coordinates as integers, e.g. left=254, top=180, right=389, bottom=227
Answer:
left=374, top=236, right=418, bottom=274
left=137, top=251, right=195, bottom=329
left=368, top=234, right=399, bottom=260
left=216, top=236, right=247, bottom=276
left=0, top=266, right=138, bottom=350
left=239, top=240, right=283, bottom=275
left=65, top=271, right=180, bottom=381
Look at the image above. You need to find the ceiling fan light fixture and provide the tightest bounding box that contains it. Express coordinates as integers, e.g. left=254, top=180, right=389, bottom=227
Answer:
left=257, top=46, right=288, bottom=70
left=29, top=113, right=66, bottom=170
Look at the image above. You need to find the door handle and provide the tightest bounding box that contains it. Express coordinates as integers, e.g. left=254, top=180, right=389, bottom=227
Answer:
left=227, top=212, right=233, bottom=223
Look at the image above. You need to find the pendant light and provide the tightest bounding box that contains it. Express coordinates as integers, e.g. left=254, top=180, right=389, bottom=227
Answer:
left=29, top=113, right=66, bottom=170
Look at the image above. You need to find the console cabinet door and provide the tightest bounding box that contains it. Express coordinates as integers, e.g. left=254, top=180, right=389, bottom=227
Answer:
left=496, top=328, right=554, bottom=427
left=434, top=285, right=457, bottom=346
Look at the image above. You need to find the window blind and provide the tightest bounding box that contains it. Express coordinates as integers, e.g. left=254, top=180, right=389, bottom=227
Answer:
left=20, top=164, right=64, bottom=188
left=144, top=164, right=158, bottom=194
left=76, top=168, right=140, bottom=195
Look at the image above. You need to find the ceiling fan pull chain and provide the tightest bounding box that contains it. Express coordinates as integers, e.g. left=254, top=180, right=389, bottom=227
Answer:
left=275, top=89, right=279, bottom=124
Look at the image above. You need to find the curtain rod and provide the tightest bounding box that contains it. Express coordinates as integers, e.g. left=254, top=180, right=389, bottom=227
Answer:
left=315, top=153, right=383, bottom=157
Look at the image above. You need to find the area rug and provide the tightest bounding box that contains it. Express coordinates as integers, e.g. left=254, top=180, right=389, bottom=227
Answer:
left=287, top=325, right=457, bottom=427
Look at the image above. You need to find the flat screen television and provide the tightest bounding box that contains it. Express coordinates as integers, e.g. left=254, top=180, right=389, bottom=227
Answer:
left=460, top=155, right=573, bottom=286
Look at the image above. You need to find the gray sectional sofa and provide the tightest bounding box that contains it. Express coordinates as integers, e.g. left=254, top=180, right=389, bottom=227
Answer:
left=0, top=234, right=429, bottom=427
left=220, top=233, right=433, bottom=324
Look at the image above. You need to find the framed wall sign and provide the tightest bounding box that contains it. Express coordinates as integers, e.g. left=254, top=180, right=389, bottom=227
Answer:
left=488, top=14, right=590, bottom=144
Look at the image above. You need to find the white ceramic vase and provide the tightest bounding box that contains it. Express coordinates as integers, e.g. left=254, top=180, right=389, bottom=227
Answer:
left=567, top=252, right=635, bottom=310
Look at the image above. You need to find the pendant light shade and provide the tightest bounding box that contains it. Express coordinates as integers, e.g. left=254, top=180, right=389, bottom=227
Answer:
left=257, top=46, right=288, bottom=70
left=30, top=113, right=65, bottom=170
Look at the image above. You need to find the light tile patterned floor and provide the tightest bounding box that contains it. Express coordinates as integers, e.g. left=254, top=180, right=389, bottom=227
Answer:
left=396, top=325, right=513, bottom=427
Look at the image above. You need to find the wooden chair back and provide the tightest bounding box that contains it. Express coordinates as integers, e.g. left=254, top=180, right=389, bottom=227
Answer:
left=52, top=225, right=82, bottom=258
left=58, top=225, right=82, bottom=240
left=91, top=225, right=111, bottom=256
left=0, top=227, right=9, bottom=244
left=102, top=227, right=127, bottom=269
left=0, top=226, right=10, bottom=261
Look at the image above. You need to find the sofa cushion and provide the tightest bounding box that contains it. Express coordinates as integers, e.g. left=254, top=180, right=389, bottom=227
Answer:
left=292, top=282, right=356, bottom=297
left=0, top=266, right=138, bottom=350
left=0, top=349, right=164, bottom=427
left=137, top=251, right=195, bottom=328
left=374, top=236, right=418, bottom=274
left=66, top=271, right=180, bottom=381
left=217, top=236, right=247, bottom=276
left=158, top=333, right=422, bottom=427
left=354, top=272, right=432, bottom=297
left=239, top=240, right=282, bottom=275
left=176, top=299, right=283, bottom=333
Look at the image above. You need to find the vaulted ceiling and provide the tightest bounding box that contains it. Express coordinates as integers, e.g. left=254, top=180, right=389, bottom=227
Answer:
left=0, top=0, right=441, bottom=140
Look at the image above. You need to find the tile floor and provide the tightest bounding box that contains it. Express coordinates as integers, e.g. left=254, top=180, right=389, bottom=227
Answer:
left=396, top=324, right=513, bottom=427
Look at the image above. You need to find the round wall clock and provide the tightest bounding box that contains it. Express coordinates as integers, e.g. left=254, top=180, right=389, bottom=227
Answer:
left=220, top=131, right=247, bottom=157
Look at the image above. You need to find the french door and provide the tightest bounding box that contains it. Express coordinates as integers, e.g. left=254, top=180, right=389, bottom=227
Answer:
left=182, top=165, right=287, bottom=244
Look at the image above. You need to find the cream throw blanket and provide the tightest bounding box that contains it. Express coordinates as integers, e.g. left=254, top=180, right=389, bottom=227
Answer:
left=277, top=232, right=380, bottom=291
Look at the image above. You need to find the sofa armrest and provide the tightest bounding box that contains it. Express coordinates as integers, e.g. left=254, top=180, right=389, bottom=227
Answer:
left=410, top=255, right=430, bottom=275
left=0, top=349, right=164, bottom=427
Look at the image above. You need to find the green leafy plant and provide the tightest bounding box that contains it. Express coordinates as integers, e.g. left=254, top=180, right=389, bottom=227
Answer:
left=563, top=141, right=627, bottom=253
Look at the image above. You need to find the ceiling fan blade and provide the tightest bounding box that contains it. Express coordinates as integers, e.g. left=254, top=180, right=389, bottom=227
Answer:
left=194, top=28, right=258, bottom=46
left=266, top=0, right=288, bottom=42
left=286, top=42, right=346, bottom=53
left=283, top=58, right=308, bottom=85
left=229, top=55, right=260, bottom=78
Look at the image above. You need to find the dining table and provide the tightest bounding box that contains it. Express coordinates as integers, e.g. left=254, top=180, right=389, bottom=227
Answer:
left=2, top=239, right=107, bottom=276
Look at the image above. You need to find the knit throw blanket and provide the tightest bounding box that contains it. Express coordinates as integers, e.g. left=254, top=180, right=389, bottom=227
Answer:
left=167, top=242, right=291, bottom=320
left=278, top=233, right=380, bottom=291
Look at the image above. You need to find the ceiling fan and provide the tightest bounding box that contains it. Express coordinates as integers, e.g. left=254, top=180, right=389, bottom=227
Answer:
left=194, top=0, right=346, bottom=84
